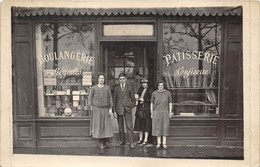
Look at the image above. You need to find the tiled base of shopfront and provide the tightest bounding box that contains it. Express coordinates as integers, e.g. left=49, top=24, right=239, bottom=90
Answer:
left=14, top=144, right=243, bottom=159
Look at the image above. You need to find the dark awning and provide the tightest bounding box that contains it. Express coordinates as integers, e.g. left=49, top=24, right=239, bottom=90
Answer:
left=12, top=6, right=242, bottom=17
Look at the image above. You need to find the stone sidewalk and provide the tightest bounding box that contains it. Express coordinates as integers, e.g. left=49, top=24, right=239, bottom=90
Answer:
left=14, top=145, right=243, bottom=160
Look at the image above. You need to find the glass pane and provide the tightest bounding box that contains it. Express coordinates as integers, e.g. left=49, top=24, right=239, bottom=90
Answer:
left=125, top=67, right=134, bottom=78
left=127, top=79, right=135, bottom=92
left=107, top=51, right=116, bottom=67
left=107, top=79, right=115, bottom=93
left=115, top=67, right=124, bottom=79
left=35, top=23, right=95, bottom=117
left=115, top=58, right=124, bottom=66
left=103, top=24, right=154, bottom=36
left=125, top=56, right=135, bottom=66
left=162, top=23, right=221, bottom=116
left=108, top=68, right=115, bottom=78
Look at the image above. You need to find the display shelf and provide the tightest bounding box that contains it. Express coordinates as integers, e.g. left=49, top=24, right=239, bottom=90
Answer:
left=172, top=92, right=211, bottom=95
left=173, top=103, right=217, bottom=106
left=36, top=117, right=91, bottom=121
left=169, top=87, right=218, bottom=90
left=44, top=93, right=89, bottom=96
left=43, top=115, right=91, bottom=118
left=172, top=114, right=219, bottom=118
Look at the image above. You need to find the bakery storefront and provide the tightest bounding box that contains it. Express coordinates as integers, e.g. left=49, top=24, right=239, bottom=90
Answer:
left=12, top=7, right=243, bottom=148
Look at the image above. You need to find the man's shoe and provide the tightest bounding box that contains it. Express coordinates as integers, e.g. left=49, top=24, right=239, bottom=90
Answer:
left=105, top=142, right=111, bottom=148
left=130, top=143, right=135, bottom=149
left=116, top=141, right=125, bottom=147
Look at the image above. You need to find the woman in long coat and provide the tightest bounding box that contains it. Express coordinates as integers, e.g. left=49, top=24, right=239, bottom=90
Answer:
left=150, top=80, right=173, bottom=150
left=134, top=78, right=153, bottom=146
left=88, top=73, right=113, bottom=149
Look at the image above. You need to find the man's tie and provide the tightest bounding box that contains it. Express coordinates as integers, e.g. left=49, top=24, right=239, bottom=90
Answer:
left=121, top=84, right=125, bottom=91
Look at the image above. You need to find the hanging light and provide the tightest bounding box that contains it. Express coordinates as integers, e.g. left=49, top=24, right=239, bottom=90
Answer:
left=44, top=34, right=51, bottom=47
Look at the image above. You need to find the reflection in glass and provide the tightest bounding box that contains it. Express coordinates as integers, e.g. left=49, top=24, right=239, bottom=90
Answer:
left=107, top=79, right=115, bottom=93
left=125, top=56, right=135, bottom=66
left=114, top=58, right=124, bottom=66
left=107, top=51, right=116, bottom=67
left=125, top=67, right=134, bottom=78
left=115, top=68, right=124, bottom=78
left=35, top=23, right=95, bottom=117
left=162, top=23, right=221, bottom=116
left=108, top=68, right=115, bottom=78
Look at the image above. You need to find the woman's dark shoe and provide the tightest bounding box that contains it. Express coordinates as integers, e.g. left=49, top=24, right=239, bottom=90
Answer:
left=137, top=140, right=142, bottom=145
left=140, top=141, right=147, bottom=147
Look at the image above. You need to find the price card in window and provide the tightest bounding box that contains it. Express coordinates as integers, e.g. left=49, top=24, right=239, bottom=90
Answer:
left=82, top=71, right=92, bottom=86
left=43, top=69, right=56, bottom=85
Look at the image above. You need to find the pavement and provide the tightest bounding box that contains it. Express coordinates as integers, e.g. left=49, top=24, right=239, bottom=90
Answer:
left=14, top=144, right=243, bottom=160
left=13, top=109, right=243, bottom=160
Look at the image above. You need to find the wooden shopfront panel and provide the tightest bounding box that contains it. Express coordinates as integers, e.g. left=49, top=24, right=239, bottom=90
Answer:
left=36, top=119, right=93, bottom=147
left=168, top=119, right=221, bottom=145
left=13, top=21, right=36, bottom=120
left=13, top=20, right=37, bottom=147
left=219, top=19, right=243, bottom=146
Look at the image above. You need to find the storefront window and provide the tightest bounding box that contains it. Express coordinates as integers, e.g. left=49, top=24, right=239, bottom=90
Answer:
left=162, top=23, right=221, bottom=116
left=35, top=23, right=95, bottom=117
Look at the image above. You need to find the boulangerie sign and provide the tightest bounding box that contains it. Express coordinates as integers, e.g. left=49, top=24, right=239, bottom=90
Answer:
left=37, top=51, right=95, bottom=65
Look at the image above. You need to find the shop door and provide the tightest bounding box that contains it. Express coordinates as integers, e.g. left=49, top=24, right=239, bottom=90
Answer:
left=102, top=42, right=156, bottom=94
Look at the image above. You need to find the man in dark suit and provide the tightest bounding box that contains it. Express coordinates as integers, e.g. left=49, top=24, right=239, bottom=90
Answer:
left=113, top=73, right=136, bottom=148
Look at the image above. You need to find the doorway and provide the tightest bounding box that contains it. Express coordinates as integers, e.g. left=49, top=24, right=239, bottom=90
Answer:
left=101, top=42, right=157, bottom=94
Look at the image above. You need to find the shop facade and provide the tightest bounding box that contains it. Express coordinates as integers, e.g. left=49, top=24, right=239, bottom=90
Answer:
left=12, top=7, right=243, bottom=148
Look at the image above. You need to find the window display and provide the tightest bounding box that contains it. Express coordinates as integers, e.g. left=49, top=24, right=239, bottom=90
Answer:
left=162, top=23, right=221, bottom=116
left=35, top=22, right=95, bottom=117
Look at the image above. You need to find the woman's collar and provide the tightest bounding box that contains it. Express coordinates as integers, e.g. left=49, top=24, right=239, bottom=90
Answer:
left=157, top=89, right=166, bottom=92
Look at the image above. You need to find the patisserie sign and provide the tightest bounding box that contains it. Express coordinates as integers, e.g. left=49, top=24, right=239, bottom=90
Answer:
left=163, top=51, right=219, bottom=67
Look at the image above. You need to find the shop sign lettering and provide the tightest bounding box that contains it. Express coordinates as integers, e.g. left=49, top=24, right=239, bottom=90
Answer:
left=55, top=68, right=81, bottom=79
left=37, top=51, right=94, bottom=65
left=175, top=66, right=208, bottom=79
left=163, top=51, right=219, bottom=66
left=44, top=68, right=81, bottom=80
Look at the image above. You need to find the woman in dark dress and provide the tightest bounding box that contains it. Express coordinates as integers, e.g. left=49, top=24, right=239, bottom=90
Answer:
left=88, top=73, right=113, bottom=149
left=151, top=80, right=173, bottom=150
left=134, top=78, right=153, bottom=146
